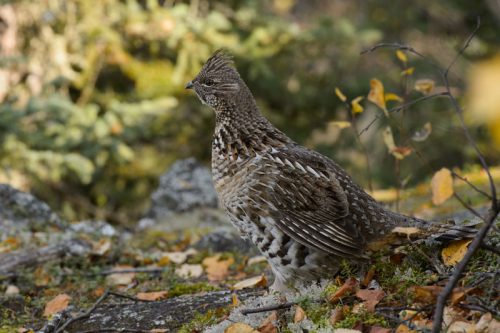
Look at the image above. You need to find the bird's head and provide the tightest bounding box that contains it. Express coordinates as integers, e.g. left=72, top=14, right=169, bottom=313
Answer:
left=185, top=49, right=243, bottom=112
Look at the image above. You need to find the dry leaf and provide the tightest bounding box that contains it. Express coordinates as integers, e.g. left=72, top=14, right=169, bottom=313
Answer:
left=442, top=239, right=472, bottom=266
left=396, top=50, right=408, bottom=63
left=412, top=122, right=432, bottom=142
left=247, top=255, right=266, bottom=266
left=368, top=79, right=387, bottom=115
left=225, top=322, right=259, bottom=333
left=411, top=285, right=443, bottom=303
left=431, top=168, right=454, bottom=205
left=161, top=248, right=197, bottom=264
left=329, top=306, right=345, bottom=325
left=136, top=291, right=168, bottom=301
left=5, top=285, right=20, bottom=295
left=392, top=146, right=413, bottom=160
left=232, top=293, right=241, bottom=307
left=175, top=264, right=203, bottom=278
left=385, top=93, right=403, bottom=102
left=43, top=293, right=71, bottom=317
left=258, top=311, right=278, bottom=333
left=369, top=326, right=392, bottom=333
left=401, top=67, right=415, bottom=76
left=335, top=87, right=347, bottom=102
left=327, top=277, right=358, bottom=303
left=329, top=121, right=351, bottom=129
left=414, top=79, right=435, bottom=95
left=476, top=312, right=500, bottom=332
left=34, top=266, right=51, bottom=287
left=91, top=239, right=112, bottom=256
left=294, top=305, right=307, bottom=323
left=391, top=227, right=422, bottom=237
left=395, top=324, right=417, bottom=333
left=232, top=275, right=267, bottom=290
left=447, top=321, right=476, bottom=333
left=334, top=330, right=362, bottom=333
left=203, top=254, right=234, bottom=281
left=149, top=329, right=168, bottom=333
left=106, top=265, right=136, bottom=286
left=382, top=126, right=396, bottom=152
left=355, top=289, right=385, bottom=312
left=351, top=96, right=364, bottom=114
left=361, top=267, right=376, bottom=287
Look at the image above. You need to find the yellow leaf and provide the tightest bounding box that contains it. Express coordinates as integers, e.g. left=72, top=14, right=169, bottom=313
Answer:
left=382, top=126, right=396, bottom=152
left=400, top=67, right=415, bottom=76
left=351, top=96, right=364, bottom=114
left=136, top=291, right=168, bottom=301
left=294, top=305, right=307, bottom=323
left=329, top=121, right=351, bottom=129
left=431, top=168, right=454, bottom=205
left=232, top=275, right=267, bottom=290
left=232, top=293, right=241, bottom=307
left=391, top=227, right=422, bottom=237
left=396, top=50, right=408, bottom=63
left=224, top=323, right=259, bottom=333
left=335, top=87, right=347, bottom=102
left=202, top=254, right=234, bottom=282
left=414, top=79, right=435, bottom=94
left=411, top=122, right=432, bottom=142
left=441, top=239, right=472, bottom=266
left=368, top=79, right=387, bottom=115
left=385, top=93, right=403, bottom=102
left=44, top=294, right=71, bottom=317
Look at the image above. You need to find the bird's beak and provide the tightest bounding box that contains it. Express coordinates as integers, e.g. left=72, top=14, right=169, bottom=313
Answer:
left=185, top=81, right=194, bottom=89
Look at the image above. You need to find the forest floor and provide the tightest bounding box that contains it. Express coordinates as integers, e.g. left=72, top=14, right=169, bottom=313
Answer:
left=0, top=167, right=499, bottom=333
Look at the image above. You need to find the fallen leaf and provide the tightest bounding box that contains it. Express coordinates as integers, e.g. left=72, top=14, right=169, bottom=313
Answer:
left=44, top=294, right=71, bottom=317
left=232, top=293, right=240, bottom=307
left=351, top=96, right=365, bottom=114
left=294, top=305, right=307, bottom=323
left=442, top=239, right=472, bottom=266
left=247, top=255, right=267, bottom=266
left=329, top=121, right=351, bottom=129
left=369, top=326, right=392, bottom=333
left=476, top=312, right=500, bottom=332
left=329, top=306, right=346, bottom=325
left=203, top=254, right=234, bottom=281
left=411, top=122, right=432, bottom=142
left=361, top=267, right=376, bottom=287
left=149, top=329, right=168, bottom=333
left=396, top=50, right=408, bottom=63
left=431, top=168, right=454, bottom=205
left=258, top=311, right=278, bottom=333
left=34, top=266, right=51, bottom=287
left=5, top=285, right=20, bottom=295
left=91, top=239, right=112, bottom=256
left=415, top=79, right=435, bottom=94
left=225, top=322, right=259, bottom=333
left=327, top=277, right=358, bottom=303
left=106, top=265, right=136, bottom=286
left=355, top=289, right=385, bottom=312
left=334, top=329, right=362, bottom=333
left=161, top=248, right=197, bottom=264
left=395, top=324, right=417, bottom=333
left=232, top=275, right=267, bottom=290
left=447, top=321, right=476, bottom=333
left=175, top=264, right=203, bottom=278
left=335, top=87, right=347, bottom=102
left=93, top=287, right=106, bottom=297
left=136, top=291, right=168, bottom=301
left=368, top=79, right=387, bottom=115
left=391, top=227, right=422, bottom=237
left=411, top=286, right=443, bottom=303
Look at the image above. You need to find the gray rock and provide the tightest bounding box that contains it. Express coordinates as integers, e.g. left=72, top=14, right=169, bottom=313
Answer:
left=0, top=184, right=66, bottom=237
left=194, top=227, right=258, bottom=255
left=139, top=158, right=227, bottom=230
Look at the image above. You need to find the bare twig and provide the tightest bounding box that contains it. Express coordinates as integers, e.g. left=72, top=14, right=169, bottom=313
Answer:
left=240, top=301, right=296, bottom=315
left=83, top=267, right=169, bottom=276
left=452, top=171, right=492, bottom=200
left=453, top=193, right=485, bottom=221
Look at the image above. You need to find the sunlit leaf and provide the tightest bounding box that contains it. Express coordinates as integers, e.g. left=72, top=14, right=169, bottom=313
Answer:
left=351, top=96, right=364, bottom=114
left=232, top=275, right=267, bottom=290
left=431, top=168, right=454, bottom=205
left=329, top=121, right=351, bottom=129
left=327, top=277, right=358, bottom=303
left=442, top=239, right=472, bottom=266
left=414, top=79, right=435, bottom=94
left=225, top=323, right=258, bottom=333
left=259, top=311, right=278, bottom=333
left=294, top=305, right=307, bottom=323
left=396, top=50, right=408, bottom=63
left=335, top=87, right=347, bottom=102
left=136, top=291, right=168, bottom=301
left=382, top=126, right=396, bottom=152
left=411, top=122, right=432, bottom=142
left=368, top=78, right=388, bottom=115
left=385, top=93, right=403, bottom=102
left=202, top=254, right=234, bottom=282
left=44, top=294, right=71, bottom=317
left=400, top=67, right=415, bottom=76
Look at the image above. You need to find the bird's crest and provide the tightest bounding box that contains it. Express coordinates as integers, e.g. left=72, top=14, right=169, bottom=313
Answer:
left=201, top=49, right=235, bottom=75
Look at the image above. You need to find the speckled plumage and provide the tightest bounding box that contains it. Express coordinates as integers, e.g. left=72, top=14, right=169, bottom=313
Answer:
left=186, top=50, right=474, bottom=291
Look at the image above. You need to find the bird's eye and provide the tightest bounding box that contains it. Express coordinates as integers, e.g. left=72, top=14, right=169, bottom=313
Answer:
left=202, top=79, right=215, bottom=87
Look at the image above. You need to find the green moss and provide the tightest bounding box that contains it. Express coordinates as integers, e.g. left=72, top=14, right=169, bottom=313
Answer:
left=334, top=309, right=388, bottom=329
left=177, top=308, right=229, bottom=333
left=168, top=282, right=219, bottom=297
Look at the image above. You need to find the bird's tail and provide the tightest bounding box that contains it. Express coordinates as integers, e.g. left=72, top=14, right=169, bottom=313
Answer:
left=390, top=212, right=478, bottom=243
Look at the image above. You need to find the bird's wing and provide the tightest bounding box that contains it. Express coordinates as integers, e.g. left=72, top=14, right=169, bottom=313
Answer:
left=256, top=147, right=367, bottom=259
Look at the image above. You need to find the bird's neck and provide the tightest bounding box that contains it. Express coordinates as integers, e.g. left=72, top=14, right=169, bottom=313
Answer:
left=213, top=89, right=291, bottom=156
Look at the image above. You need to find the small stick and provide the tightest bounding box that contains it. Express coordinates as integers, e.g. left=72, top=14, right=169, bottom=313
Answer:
left=240, top=302, right=296, bottom=315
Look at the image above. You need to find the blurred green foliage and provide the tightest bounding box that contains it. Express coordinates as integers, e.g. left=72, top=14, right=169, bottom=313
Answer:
left=0, top=0, right=499, bottom=223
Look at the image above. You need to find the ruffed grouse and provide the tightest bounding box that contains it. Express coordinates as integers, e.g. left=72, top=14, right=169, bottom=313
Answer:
left=186, top=50, right=474, bottom=291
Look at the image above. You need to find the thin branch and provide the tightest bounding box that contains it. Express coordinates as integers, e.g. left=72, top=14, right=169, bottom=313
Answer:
left=240, top=301, right=296, bottom=315
left=451, top=171, right=493, bottom=200
left=452, top=193, right=485, bottom=221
